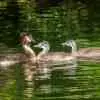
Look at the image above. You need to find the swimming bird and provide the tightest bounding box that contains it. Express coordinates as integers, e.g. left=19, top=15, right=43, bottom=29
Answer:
left=0, top=32, right=36, bottom=67
left=61, top=40, right=100, bottom=62
left=34, top=41, right=76, bottom=65
left=34, top=41, right=77, bottom=78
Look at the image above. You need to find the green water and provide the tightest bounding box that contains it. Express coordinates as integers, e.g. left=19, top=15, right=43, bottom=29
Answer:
left=0, top=0, right=100, bottom=100
left=0, top=61, right=100, bottom=100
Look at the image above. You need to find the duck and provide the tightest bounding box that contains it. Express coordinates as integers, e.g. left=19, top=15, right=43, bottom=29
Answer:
left=61, top=40, right=100, bottom=61
left=0, top=32, right=36, bottom=67
left=34, top=41, right=76, bottom=65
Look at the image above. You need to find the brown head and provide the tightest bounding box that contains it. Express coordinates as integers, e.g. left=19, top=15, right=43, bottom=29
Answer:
left=20, top=32, right=35, bottom=45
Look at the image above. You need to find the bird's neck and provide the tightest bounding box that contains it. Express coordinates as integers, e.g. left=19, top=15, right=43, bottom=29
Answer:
left=71, top=43, right=77, bottom=55
left=23, top=44, right=35, bottom=57
left=38, top=47, right=49, bottom=58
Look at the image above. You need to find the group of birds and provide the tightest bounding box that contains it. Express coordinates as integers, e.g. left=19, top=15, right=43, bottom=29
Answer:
left=0, top=32, right=100, bottom=68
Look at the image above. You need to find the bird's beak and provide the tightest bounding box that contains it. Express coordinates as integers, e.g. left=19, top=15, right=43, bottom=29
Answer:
left=34, top=44, right=40, bottom=48
left=32, top=38, right=36, bottom=43
left=61, top=42, right=66, bottom=46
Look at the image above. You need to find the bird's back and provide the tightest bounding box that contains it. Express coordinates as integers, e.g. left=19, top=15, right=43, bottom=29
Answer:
left=38, top=52, right=75, bottom=64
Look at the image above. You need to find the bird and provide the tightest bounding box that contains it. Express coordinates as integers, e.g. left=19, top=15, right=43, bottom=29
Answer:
left=61, top=40, right=100, bottom=62
left=0, top=32, right=36, bottom=68
left=34, top=41, right=76, bottom=65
